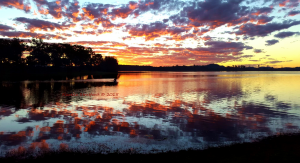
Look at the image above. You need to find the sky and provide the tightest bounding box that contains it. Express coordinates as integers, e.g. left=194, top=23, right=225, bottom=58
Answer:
left=0, top=0, right=299, bottom=67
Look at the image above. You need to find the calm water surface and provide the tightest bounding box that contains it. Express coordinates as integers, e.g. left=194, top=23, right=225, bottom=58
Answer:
left=1, top=71, right=300, bottom=156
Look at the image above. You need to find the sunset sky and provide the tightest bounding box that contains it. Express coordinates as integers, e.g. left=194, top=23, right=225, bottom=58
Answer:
left=0, top=0, right=299, bottom=67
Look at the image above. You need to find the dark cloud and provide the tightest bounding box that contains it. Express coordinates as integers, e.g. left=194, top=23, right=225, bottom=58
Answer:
left=64, top=0, right=81, bottom=22
left=242, top=55, right=254, bottom=58
left=163, top=19, right=169, bottom=23
left=265, top=39, right=279, bottom=46
left=253, top=15, right=274, bottom=25
left=0, top=31, right=67, bottom=40
left=265, top=60, right=284, bottom=64
left=126, top=22, right=189, bottom=41
left=122, top=36, right=133, bottom=40
left=0, top=0, right=31, bottom=13
left=274, top=31, right=300, bottom=38
left=197, top=28, right=210, bottom=36
left=254, top=49, right=263, bottom=53
left=80, top=0, right=178, bottom=22
left=94, top=17, right=125, bottom=30
left=168, top=0, right=277, bottom=34
left=242, top=36, right=249, bottom=40
left=14, top=17, right=74, bottom=32
left=110, top=6, right=134, bottom=20
left=287, top=10, right=300, bottom=16
left=33, top=0, right=64, bottom=19
left=251, top=7, right=274, bottom=16
left=81, top=3, right=113, bottom=20
left=262, top=0, right=299, bottom=8
left=235, top=20, right=300, bottom=37
left=32, top=0, right=81, bottom=20
left=179, top=0, right=248, bottom=29
left=67, top=41, right=129, bottom=47
left=183, top=41, right=253, bottom=57
left=0, top=24, right=14, bottom=31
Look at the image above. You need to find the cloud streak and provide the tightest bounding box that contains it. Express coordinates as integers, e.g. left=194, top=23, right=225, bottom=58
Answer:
left=274, top=31, right=300, bottom=38
left=14, top=17, right=75, bottom=32
left=265, top=39, right=279, bottom=46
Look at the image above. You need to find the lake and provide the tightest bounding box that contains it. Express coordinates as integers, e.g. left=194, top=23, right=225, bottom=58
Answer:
left=1, top=71, right=300, bottom=156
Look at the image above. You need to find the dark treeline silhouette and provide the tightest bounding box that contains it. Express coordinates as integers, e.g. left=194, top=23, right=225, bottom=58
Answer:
left=0, top=38, right=119, bottom=80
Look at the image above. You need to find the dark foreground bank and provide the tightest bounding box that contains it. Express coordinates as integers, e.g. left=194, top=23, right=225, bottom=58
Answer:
left=1, top=132, right=300, bottom=163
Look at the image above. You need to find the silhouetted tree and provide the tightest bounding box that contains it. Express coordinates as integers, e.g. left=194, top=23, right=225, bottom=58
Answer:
left=0, top=38, right=27, bottom=65
left=27, top=38, right=51, bottom=66
left=1, top=37, right=119, bottom=74
left=101, top=56, right=119, bottom=72
left=89, top=54, right=103, bottom=66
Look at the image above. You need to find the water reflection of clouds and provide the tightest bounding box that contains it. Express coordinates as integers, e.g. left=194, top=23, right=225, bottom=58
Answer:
left=1, top=72, right=300, bottom=156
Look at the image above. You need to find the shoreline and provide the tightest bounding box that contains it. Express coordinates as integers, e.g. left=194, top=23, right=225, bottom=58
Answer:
left=1, top=132, right=300, bottom=162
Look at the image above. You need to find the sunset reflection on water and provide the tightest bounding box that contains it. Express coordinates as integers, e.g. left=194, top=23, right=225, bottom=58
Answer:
left=1, top=71, right=300, bottom=156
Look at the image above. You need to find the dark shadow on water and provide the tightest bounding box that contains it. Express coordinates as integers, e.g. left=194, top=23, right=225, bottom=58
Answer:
left=0, top=72, right=120, bottom=82
left=0, top=74, right=120, bottom=110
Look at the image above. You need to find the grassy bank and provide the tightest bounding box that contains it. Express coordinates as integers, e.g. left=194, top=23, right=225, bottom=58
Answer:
left=1, top=132, right=300, bottom=163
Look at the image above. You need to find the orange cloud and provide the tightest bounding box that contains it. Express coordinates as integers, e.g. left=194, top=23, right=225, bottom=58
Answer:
left=38, top=5, right=49, bottom=15
left=82, top=7, right=95, bottom=20
left=0, top=0, right=24, bottom=10
left=129, top=2, right=138, bottom=10
left=279, top=0, right=289, bottom=7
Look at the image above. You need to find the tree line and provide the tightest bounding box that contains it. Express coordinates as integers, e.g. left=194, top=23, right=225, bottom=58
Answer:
left=0, top=38, right=119, bottom=72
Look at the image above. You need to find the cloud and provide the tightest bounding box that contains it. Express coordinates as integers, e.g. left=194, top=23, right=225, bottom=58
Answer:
left=81, top=3, right=113, bottom=20
left=14, top=17, right=75, bottom=32
left=94, top=17, right=125, bottom=30
left=265, top=39, right=279, bottom=46
left=32, top=0, right=81, bottom=20
left=253, top=15, right=274, bottom=25
left=235, top=20, right=300, bottom=37
left=64, top=0, right=81, bottom=22
left=81, top=0, right=170, bottom=21
left=0, top=31, right=67, bottom=40
left=126, top=22, right=190, bottom=41
left=122, top=36, right=133, bottom=40
left=278, top=0, right=299, bottom=8
left=274, top=31, right=300, bottom=38
left=197, top=28, right=210, bottom=36
left=200, top=41, right=253, bottom=55
left=254, top=49, right=263, bottom=53
left=287, top=10, right=300, bottom=16
left=0, top=0, right=31, bottom=13
left=262, top=0, right=299, bottom=8
left=73, top=30, right=98, bottom=36
left=241, top=55, right=254, bottom=58
left=251, top=7, right=274, bottom=16
left=33, top=0, right=63, bottom=19
left=265, top=60, right=284, bottom=64
left=67, top=41, right=128, bottom=48
left=168, top=0, right=278, bottom=34
left=68, top=40, right=253, bottom=66
left=109, top=2, right=140, bottom=20
left=0, top=24, right=14, bottom=31
left=178, top=0, right=250, bottom=29
left=201, top=36, right=212, bottom=41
